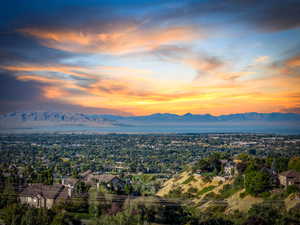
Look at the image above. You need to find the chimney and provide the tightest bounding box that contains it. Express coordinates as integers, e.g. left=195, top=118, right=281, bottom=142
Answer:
left=68, top=187, right=72, bottom=197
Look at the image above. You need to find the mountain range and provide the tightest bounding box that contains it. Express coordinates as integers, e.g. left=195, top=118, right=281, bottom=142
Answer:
left=1, top=111, right=300, bottom=124
left=1, top=111, right=300, bottom=133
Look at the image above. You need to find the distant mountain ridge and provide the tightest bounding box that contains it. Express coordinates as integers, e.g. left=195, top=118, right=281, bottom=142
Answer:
left=1, top=111, right=300, bottom=133
left=1, top=111, right=300, bottom=125
left=0, top=112, right=118, bottom=128
left=100, top=112, right=300, bottom=122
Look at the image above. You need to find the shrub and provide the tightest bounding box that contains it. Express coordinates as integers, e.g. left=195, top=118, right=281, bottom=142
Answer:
left=197, top=186, right=216, bottom=196
left=166, top=187, right=183, bottom=199
left=286, top=185, right=300, bottom=195
left=203, top=176, right=212, bottom=183
left=187, top=187, right=198, bottom=194
left=248, top=203, right=282, bottom=225
left=203, top=192, right=218, bottom=201
left=258, top=191, right=271, bottom=199
left=240, top=192, right=247, bottom=199
left=182, top=175, right=196, bottom=185
left=219, top=184, right=240, bottom=199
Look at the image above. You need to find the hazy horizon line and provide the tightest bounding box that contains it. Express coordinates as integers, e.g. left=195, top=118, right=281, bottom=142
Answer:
left=2, top=110, right=300, bottom=117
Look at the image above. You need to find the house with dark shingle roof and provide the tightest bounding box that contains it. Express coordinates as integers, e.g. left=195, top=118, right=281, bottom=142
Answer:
left=279, top=170, right=300, bottom=188
left=80, top=170, right=92, bottom=179
left=62, top=177, right=78, bottom=189
left=19, top=184, right=70, bottom=209
left=94, top=174, right=125, bottom=191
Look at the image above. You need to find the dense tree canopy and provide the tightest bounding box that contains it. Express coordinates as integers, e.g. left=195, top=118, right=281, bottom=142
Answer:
left=245, top=171, right=271, bottom=196
left=288, top=157, right=300, bottom=172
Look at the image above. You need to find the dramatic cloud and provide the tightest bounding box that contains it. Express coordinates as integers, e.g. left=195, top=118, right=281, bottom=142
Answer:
left=0, top=70, right=130, bottom=115
left=19, top=26, right=200, bottom=55
left=0, top=71, right=44, bottom=102
left=269, top=53, right=300, bottom=78
left=0, top=0, right=299, bottom=115
left=285, top=55, right=300, bottom=68
left=155, top=0, right=300, bottom=32
left=147, top=45, right=225, bottom=80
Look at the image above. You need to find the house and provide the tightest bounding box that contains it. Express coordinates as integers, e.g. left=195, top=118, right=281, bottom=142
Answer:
left=62, top=178, right=78, bottom=189
left=83, top=173, right=99, bottom=186
left=279, top=170, right=300, bottom=188
left=220, top=159, right=228, bottom=165
left=80, top=170, right=93, bottom=179
left=19, top=184, right=70, bottom=209
left=224, top=162, right=237, bottom=177
left=79, top=171, right=125, bottom=191
left=95, top=175, right=125, bottom=192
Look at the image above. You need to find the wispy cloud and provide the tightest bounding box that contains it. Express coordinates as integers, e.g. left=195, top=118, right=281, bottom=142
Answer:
left=255, top=56, right=270, bottom=64
left=20, top=25, right=200, bottom=55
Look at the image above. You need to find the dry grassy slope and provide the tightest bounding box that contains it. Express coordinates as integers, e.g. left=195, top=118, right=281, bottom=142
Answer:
left=157, top=171, right=263, bottom=213
left=157, top=171, right=299, bottom=213
left=285, top=193, right=300, bottom=211
left=225, top=189, right=263, bottom=213
left=156, top=171, right=232, bottom=199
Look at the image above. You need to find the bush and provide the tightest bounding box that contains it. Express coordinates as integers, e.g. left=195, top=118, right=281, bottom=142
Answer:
left=240, top=192, right=247, bottom=199
left=248, top=203, right=282, bottom=225
left=182, top=176, right=196, bottom=184
left=166, top=187, right=185, bottom=199
left=205, top=202, right=228, bottom=213
left=286, top=185, right=300, bottom=195
left=202, top=192, right=218, bottom=201
left=219, top=184, right=240, bottom=199
left=233, top=175, right=244, bottom=189
left=199, top=218, right=234, bottom=225
left=203, top=176, right=212, bottom=183
left=187, top=187, right=198, bottom=194
left=197, top=186, right=216, bottom=196
left=258, top=191, right=271, bottom=199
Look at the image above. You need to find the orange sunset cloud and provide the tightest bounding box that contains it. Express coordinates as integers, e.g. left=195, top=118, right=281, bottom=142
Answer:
left=20, top=26, right=200, bottom=55
left=4, top=60, right=299, bottom=116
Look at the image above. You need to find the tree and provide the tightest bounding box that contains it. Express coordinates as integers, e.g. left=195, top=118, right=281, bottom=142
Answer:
left=95, top=209, right=144, bottom=225
left=193, top=159, right=210, bottom=172
left=124, top=183, right=132, bottom=195
left=51, top=213, right=81, bottom=225
left=2, top=203, right=25, bottom=225
left=236, top=153, right=250, bottom=161
left=199, top=218, right=234, bottom=225
left=37, top=168, right=53, bottom=185
left=248, top=204, right=282, bottom=225
left=242, top=216, right=268, bottom=225
left=1, top=182, right=18, bottom=207
left=245, top=171, right=271, bottom=196
left=21, top=208, right=38, bottom=225
left=272, top=158, right=288, bottom=173
left=74, top=181, right=90, bottom=194
left=288, top=157, right=300, bottom=172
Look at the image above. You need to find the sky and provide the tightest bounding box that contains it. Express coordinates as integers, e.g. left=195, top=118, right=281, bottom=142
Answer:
left=0, top=0, right=300, bottom=116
